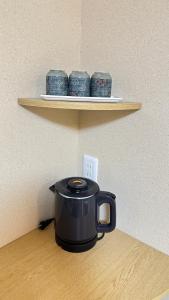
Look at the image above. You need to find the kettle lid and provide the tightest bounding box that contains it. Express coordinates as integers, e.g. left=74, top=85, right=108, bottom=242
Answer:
left=50, top=177, right=99, bottom=199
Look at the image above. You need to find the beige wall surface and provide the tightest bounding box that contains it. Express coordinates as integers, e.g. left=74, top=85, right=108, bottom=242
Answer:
left=1, top=0, right=169, bottom=255
left=80, top=0, right=169, bottom=254
left=0, top=0, right=81, bottom=247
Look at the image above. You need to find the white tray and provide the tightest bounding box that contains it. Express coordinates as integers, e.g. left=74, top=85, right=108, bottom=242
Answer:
left=40, top=95, right=123, bottom=103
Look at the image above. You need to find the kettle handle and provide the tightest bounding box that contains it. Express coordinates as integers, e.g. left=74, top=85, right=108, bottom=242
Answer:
left=96, top=191, right=116, bottom=233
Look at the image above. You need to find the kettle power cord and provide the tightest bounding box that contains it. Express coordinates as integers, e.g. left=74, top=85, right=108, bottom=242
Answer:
left=38, top=218, right=55, bottom=230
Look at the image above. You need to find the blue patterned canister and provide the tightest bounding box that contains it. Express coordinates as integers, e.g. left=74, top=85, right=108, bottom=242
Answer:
left=68, top=71, right=90, bottom=97
left=46, top=70, right=68, bottom=95
left=90, top=72, right=112, bottom=97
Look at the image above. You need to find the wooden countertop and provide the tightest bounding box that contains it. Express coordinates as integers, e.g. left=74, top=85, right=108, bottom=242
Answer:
left=0, top=225, right=169, bottom=300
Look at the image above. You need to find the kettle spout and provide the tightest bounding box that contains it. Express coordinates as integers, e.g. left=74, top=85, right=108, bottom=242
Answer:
left=49, top=184, right=56, bottom=192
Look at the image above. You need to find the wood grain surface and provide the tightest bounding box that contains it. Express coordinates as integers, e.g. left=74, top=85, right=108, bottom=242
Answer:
left=18, top=98, right=142, bottom=111
left=0, top=225, right=169, bottom=300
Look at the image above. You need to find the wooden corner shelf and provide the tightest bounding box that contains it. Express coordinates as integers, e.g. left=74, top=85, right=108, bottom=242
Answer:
left=18, top=98, right=142, bottom=111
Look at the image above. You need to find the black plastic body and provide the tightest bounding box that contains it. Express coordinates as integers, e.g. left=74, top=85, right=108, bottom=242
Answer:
left=50, top=177, right=116, bottom=252
left=55, top=193, right=97, bottom=243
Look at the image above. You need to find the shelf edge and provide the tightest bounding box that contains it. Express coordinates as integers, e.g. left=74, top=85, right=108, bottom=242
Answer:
left=18, top=98, right=142, bottom=111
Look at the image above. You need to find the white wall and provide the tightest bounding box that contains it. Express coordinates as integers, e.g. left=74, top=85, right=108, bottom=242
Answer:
left=0, top=0, right=81, bottom=247
left=1, top=0, right=169, bottom=255
left=80, top=0, right=169, bottom=254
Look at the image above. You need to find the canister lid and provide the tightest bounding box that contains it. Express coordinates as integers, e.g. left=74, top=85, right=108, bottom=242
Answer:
left=52, top=177, right=99, bottom=199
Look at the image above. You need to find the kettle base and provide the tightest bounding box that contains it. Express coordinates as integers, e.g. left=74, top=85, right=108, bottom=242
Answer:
left=55, top=235, right=97, bottom=253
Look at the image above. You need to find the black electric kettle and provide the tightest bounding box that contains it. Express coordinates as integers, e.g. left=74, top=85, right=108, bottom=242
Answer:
left=49, top=177, right=116, bottom=252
